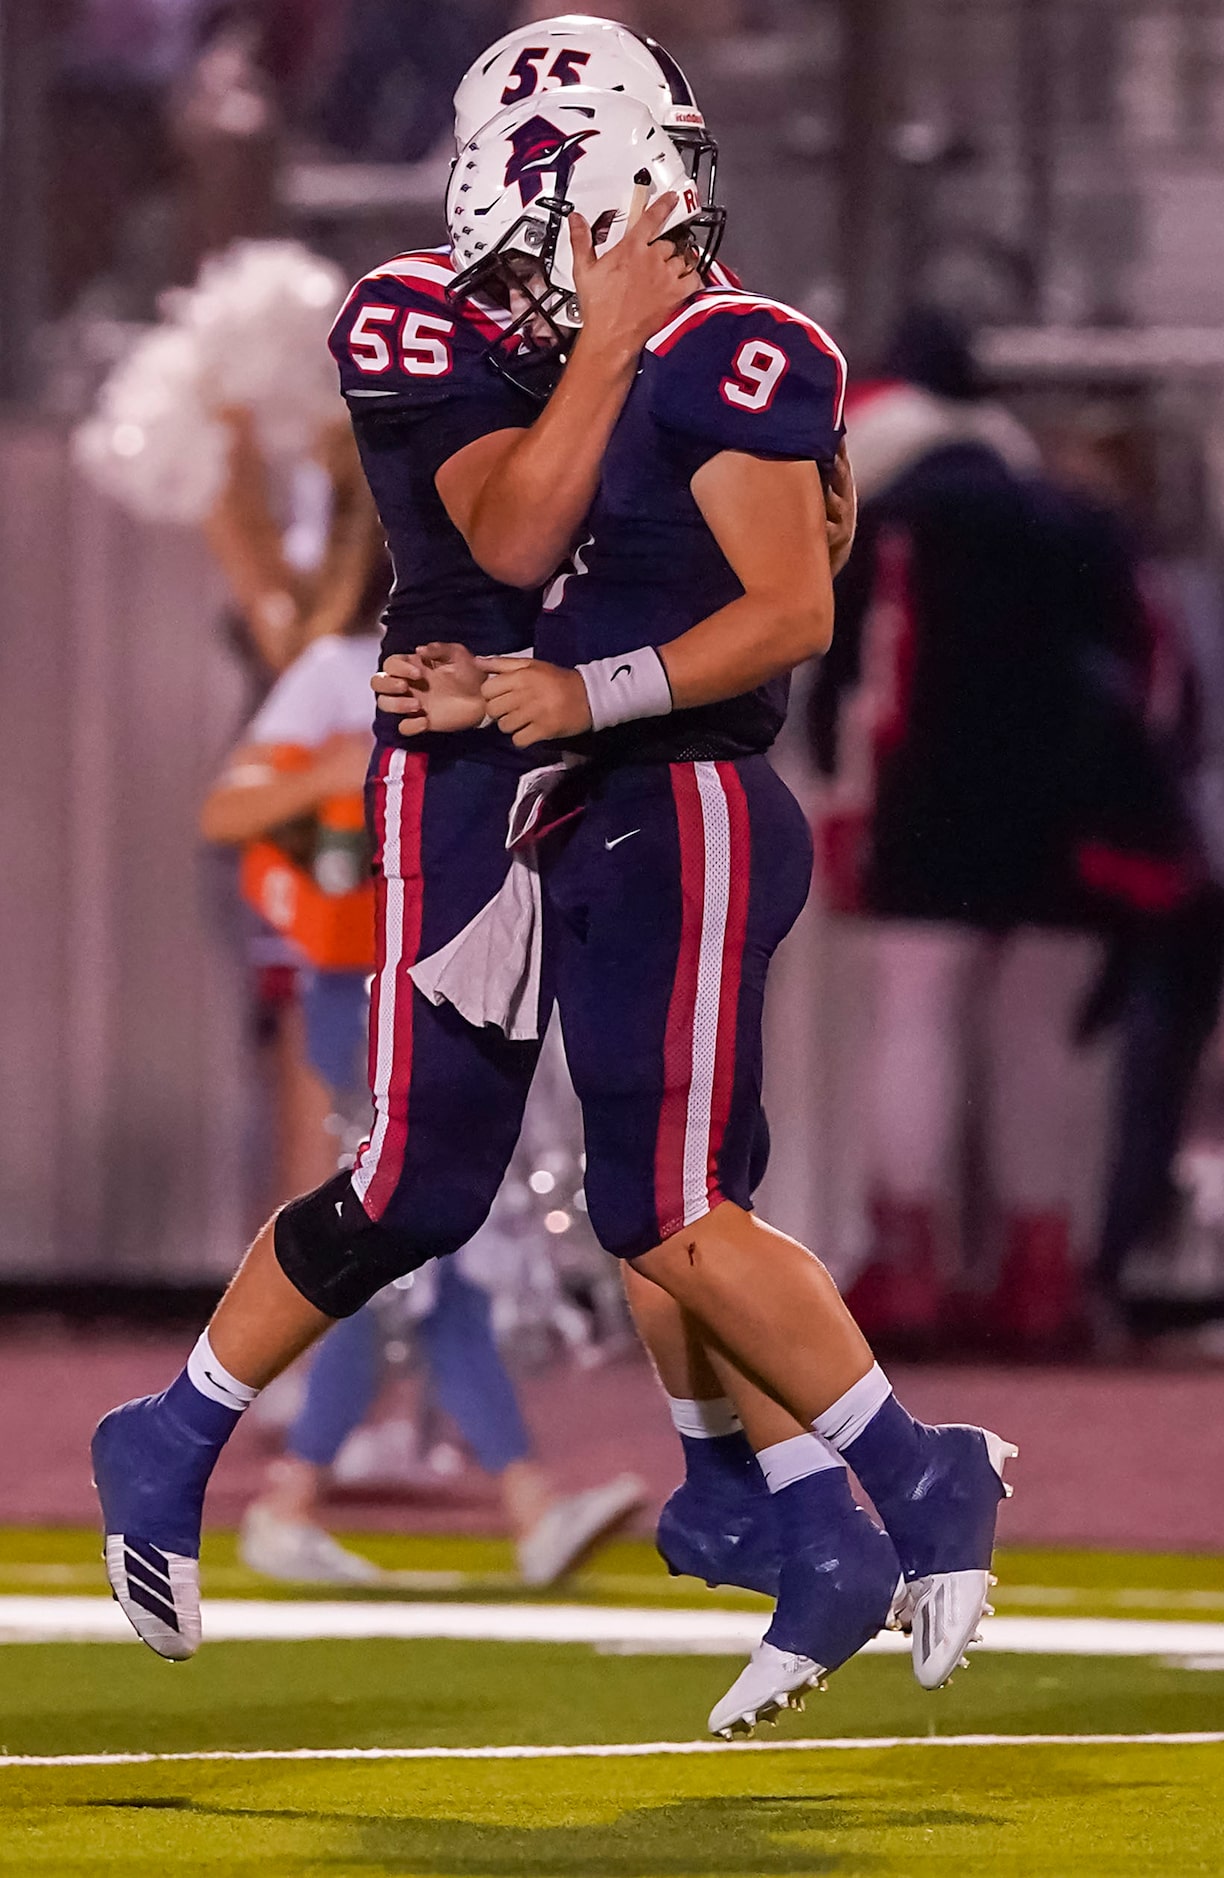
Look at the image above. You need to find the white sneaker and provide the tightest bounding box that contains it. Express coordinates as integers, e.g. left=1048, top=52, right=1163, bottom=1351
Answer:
left=238, top=1504, right=384, bottom=1585
left=516, top=1475, right=646, bottom=1588
left=708, top=1641, right=828, bottom=1739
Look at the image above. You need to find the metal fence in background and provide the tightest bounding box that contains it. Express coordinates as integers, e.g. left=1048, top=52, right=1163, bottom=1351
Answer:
left=0, top=424, right=253, bottom=1282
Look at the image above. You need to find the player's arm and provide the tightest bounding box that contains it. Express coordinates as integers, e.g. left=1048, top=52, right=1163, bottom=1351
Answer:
left=203, top=407, right=306, bottom=674
left=199, top=736, right=371, bottom=845
left=666, top=450, right=834, bottom=703
left=479, top=454, right=833, bottom=746
left=826, top=439, right=857, bottom=576
left=434, top=195, right=694, bottom=589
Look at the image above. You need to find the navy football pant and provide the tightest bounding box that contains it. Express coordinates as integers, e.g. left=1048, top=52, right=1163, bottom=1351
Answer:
left=543, top=756, right=813, bottom=1258
left=278, top=749, right=810, bottom=1312
left=350, top=746, right=541, bottom=1251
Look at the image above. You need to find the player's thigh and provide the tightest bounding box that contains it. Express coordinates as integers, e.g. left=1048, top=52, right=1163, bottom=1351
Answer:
left=552, top=757, right=812, bottom=1258
left=357, top=748, right=540, bottom=1237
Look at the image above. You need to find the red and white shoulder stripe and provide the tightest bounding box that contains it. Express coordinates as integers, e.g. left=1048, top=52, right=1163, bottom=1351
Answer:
left=707, top=258, right=743, bottom=291
left=331, top=247, right=510, bottom=346
left=366, top=247, right=457, bottom=297
left=646, top=290, right=847, bottom=427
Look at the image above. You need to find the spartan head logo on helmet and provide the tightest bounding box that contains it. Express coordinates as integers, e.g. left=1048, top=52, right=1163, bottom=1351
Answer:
left=503, top=115, right=598, bottom=206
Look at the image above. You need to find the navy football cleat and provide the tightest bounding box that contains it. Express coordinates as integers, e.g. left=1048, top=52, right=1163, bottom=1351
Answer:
left=707, top=1473, right=902, bottom=1737
left=859, top=1420, right=1018, bottom=1690
left=91, top=1393, right=219, bottom=1660
left=656, top=1477, right=782, bottom=1599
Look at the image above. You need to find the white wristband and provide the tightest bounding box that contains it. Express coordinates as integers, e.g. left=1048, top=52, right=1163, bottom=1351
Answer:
left=576, top=646, right=673, bottom=733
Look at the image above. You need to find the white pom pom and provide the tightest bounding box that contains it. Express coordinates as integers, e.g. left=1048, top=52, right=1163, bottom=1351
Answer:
left=74, top=238, right=349, bottom=523
left=174, top=240, right=348, bottom=461
left=73, top=327, right=230, bottom=524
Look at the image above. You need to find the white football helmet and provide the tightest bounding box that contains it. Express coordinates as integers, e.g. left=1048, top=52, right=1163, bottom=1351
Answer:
left=453, top=15, right=717, bottom=203
left=447, top=86, right=723, bottom=361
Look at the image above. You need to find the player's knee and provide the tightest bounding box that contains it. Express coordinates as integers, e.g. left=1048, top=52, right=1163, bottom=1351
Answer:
left=273, top=1171, right=455, bottom=1318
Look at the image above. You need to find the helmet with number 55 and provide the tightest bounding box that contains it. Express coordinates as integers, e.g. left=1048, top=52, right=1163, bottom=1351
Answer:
left=447, top=87, right=723, bottom=371
left=453, top=14, right=717, bottom=205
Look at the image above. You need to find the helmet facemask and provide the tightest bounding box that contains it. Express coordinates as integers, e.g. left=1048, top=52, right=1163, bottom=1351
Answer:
left=448, top=97, right=726, bottom=400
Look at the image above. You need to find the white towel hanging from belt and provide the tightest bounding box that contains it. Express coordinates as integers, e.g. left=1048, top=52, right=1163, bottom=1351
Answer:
left=408, top=759, right=582, bottom=1040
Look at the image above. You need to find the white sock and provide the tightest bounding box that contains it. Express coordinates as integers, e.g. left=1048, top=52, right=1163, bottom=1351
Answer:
left=812, top=1362, right=892, bottom=1452
left=667, top=1395, right=742, bottom=1440
left=186, top=1331, right=261, bottom=1413
left=756, top=1432, right=844, bottom=1493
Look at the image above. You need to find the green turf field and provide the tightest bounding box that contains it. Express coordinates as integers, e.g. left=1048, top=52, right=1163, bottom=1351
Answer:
left=6, top=1525, right=1224, bottom=1615
left=2, top=1532, right=1223, bottom=1875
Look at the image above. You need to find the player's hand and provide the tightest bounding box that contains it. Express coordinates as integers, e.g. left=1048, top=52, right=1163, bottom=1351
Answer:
left=372, top=645, right=485, bottom=737
left=477, top=657, right=593, bottom=749
left=825, top=440, right=857, bottom=577
left=372, top=652, right=425, bottom=719
left=310, top=732, right=374, bottom=797
left=570, top=192, right=697, bottom=366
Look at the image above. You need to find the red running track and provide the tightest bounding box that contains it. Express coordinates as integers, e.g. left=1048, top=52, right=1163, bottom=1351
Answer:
left=2, top=1327, right=1221, bottom=1553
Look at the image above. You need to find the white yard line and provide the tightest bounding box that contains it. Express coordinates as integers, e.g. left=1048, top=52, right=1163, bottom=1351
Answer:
left=2, top=1597, right=1224, bottom=1661
left=2, top=1732, right=1224, bottom=1772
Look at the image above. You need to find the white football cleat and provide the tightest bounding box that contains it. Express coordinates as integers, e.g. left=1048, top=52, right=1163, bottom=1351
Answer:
left=904, top=1431, right=1018, bottom=1689
left=104, top=1535, right=201, bottom=1661
left=906, top=1568, right=994, bottom=1690
left=238, top=1505, right=384, bottom=1585
left=517, top=1475, right=646, bottom=1587
left=708, top=1642, right=828, bottom=1739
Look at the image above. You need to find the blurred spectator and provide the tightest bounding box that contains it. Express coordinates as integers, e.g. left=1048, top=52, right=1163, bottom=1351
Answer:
left=809, top=308, right=1198, bottom=1356
left=48, top=0, right=187, bottom=315
left=1047, top=411, right=1224, bottom=1329
left=49, top=1, right=331, bottom=320
left=166, top=3, right=285, bottom=273
left=313, top=1, right=516, bottom=163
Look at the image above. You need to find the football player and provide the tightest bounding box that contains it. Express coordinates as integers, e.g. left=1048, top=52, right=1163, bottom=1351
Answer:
left=88, top=17, right=789, bottom=1664
left=387, top=15, right=860, bottom=1611
left=388, top=87, right=1017, bottom=1734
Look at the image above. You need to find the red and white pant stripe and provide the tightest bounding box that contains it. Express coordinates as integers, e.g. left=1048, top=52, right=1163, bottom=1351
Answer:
left=352, top=747, right=426, bottom=1219
left=655, top=761, right=751, bottom=1240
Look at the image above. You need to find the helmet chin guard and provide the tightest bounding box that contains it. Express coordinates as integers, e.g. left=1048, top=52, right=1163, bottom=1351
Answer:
left=446, top=87, right=725, bottom=396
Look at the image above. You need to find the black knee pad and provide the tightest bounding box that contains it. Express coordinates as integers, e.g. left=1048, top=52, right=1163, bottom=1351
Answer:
left=274, top=1171, right=433, bottom=1318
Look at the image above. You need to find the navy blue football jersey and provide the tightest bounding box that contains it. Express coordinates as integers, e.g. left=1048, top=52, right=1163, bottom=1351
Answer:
left=329, top=247, right=551, bottom=755
left=534, top=288, right=847, bottom=763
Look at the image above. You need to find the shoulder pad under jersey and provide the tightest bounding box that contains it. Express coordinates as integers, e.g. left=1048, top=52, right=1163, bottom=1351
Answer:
left=645, top=290, right=847, bottom=467
left=329, top=248, right=511, bottom=404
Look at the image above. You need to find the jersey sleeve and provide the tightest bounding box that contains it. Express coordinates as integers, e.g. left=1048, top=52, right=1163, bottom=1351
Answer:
left=647, top=300, right=846, bottom=470
left=329, top=262, right=529, bottom=477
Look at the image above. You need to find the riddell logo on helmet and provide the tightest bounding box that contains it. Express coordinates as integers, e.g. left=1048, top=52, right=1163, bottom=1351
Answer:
left=504, top=116, right=598, bottom=205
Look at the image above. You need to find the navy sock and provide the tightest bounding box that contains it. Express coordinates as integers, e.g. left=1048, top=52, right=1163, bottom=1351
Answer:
left=681, top=1430, right=766, bottom=1496
left=161, top=1370, right=245, bottom=1453
left=770, top=1465, right=858, bottom=1550
left=841, top=1393, right=926, bottom=1515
